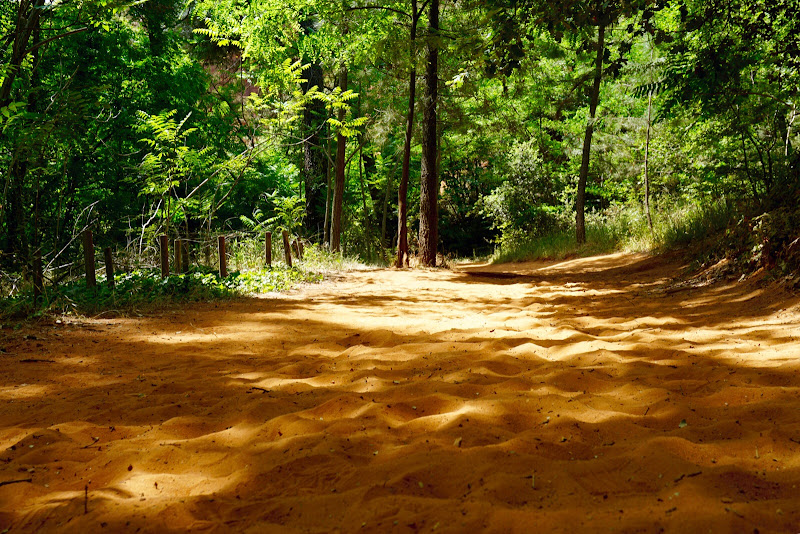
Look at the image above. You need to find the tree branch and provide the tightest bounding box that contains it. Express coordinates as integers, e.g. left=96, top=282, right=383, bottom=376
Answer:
left=347, top=5, right=410, bottom=19
left=24, top=26, right=88, bottom=56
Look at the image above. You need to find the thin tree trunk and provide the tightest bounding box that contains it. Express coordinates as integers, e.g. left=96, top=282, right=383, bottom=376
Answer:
left=32, top=163, right=41, bottom=284
left=396, top=0, right=419, bottom=268
left=576, top=23, right=605, bottom=244
left=165, top=193, right=171, bottom=239
left=743, top=122, right=768, bottom=194
left=644, top=89, right=654, bottom=233
left=357, top=146, right=373, bottom=261
left=331, top=65, right=348, bottom=253
left=786, top=104, right=796, bottom=158
left=323, top=135, right=333, bottom=247
left=736, top=106, right=759, bottom=198
left=300, top=31, right=327, bottom=239
left=381, top=165, right=392, bottom=256
left=741, top=129, right=758, bottom=198
left=418, top=0, right=439, bottom=267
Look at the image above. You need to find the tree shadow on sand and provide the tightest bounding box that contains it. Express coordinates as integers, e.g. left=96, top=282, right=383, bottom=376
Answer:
left=2, top=253, right=799, bottom=532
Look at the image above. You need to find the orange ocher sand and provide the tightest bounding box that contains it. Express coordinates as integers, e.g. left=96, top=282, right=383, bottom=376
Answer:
left=2, top=253, right=800, bottom=532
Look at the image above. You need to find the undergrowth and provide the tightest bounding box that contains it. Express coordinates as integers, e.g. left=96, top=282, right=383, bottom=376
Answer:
left=685, top=205, right=800, bottom=284
left=491, top=199, right=735, bottom=263
left=490, top=199, right=800, bottom=286
left=0, top=266, right=323, bottom=319
left=299, top=244, right=367, bottom=272
left=0, top=236, right=373, bottom=320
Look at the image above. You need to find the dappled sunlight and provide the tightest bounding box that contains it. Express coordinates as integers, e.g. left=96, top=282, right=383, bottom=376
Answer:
left=0, top=383, right=51, bottom=401
left=2, top=253, right=800, bottom=532
left=117, top=471, right=240, bottom=500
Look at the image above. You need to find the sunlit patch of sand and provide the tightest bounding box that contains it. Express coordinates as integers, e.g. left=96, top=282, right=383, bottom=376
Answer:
left=0, top=383, right=51, bottom=400
left=117, top=471, right=241, bottom=499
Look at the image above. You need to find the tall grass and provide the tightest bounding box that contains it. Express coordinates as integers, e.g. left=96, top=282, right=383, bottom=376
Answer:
left=300, top=244, right=368, bottom=272
left=491, top=199, right=735, bottom=263
left=225, top=236, right=366, bottom=273
left=607, top=199, right=734, bottom=252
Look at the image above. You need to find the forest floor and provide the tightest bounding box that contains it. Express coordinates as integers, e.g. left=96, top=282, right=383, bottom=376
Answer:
left=2, top=252, right=800, bottom=533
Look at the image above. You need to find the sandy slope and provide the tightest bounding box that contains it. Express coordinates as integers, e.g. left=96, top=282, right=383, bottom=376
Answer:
left=1, top=252, right=800, bottom=533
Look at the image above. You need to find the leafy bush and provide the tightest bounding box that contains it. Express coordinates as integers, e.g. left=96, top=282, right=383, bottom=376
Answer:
left=481, top=141, right=569, bottom=246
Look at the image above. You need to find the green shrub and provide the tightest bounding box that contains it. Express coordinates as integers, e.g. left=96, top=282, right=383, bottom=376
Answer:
left=481, top=141, right=569, bottom=245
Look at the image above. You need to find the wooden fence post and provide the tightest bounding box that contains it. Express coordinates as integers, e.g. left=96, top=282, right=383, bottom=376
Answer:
left=174, top=238, right=182, bottom=274
left=83, top=230, right=96, bottom=288
left=265, top=231, right=272, bottom=268
left=282, top=230, right=292, bottom=268
left=298, top=239, right=305, bottom=259
left=103, top=247, right=115, bottom=288
left=218, top=236, right=228, bottom=278
left=159, top=235, right=169, bottom=278
left=293, top=239, right=301, bottom=261
left=33, top=255, right=43, bottom=303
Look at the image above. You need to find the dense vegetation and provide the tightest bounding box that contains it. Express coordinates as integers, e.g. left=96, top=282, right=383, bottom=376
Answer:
left=2, top=0, right=799, bottom=304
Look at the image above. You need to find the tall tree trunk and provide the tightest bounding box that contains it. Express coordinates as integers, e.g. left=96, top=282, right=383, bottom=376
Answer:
left=576, top=23, right=605, bottom=244
left=331, top=65, right=348, bottom=253
left=396, top=0, right=419, bottom=268
left=644, top=89, right=654, bottom=233
left=139, top=0, right=173, bottom=109
left=323, top=135, right=333, bottom=247
left=736, top=106, right=759, bottom=198
left=785, top=104, right=795, bottom=158
left=418, top=0, right=439, bottom=267
left=301, top=62, right=327, bottom=239
left=300, top=18, right=327, bottom=239
left=357, top=146, right=373, bottom=260
left=381, top=164, right=392, bottom=256
left=355, top=89, right=378, bottom=259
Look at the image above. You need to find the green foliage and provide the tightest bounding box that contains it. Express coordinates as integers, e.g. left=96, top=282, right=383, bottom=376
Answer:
left=656, top=0, right=800, bottom=202
left=491, top=199, right=737, bottom=264
left=135, top=110, right=214, bottom=231
left=491, top=230, right=597, bottom=263
left=480, top=140, right=568, bottom=245
left=224, top=268, right=323, bottom=293
left=2, top=0, right=798, bottom=293
left=261, top=191, right=306, bottom=235
left=323, top=87, right=369, bottom=138
left=0, top=266, right=322, bottom=319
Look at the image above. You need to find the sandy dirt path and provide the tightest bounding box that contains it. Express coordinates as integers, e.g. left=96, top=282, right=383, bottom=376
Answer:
left=2, top=252, right=800, bottom=533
